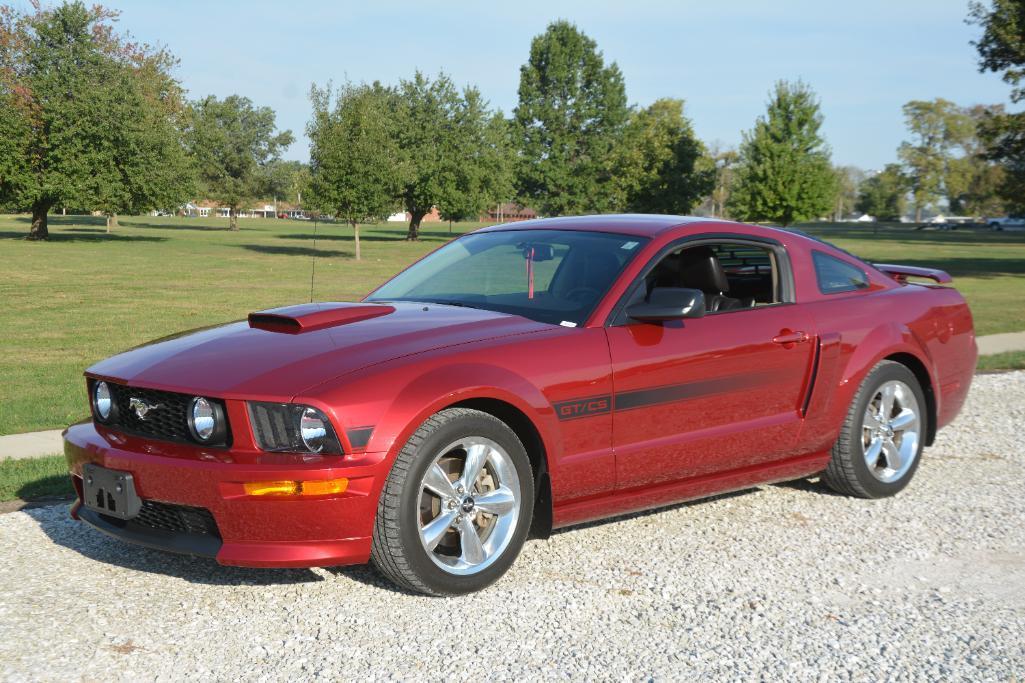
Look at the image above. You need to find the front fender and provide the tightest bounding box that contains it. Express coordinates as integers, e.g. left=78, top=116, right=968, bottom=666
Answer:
left=367, top=362, right=560, bottom=466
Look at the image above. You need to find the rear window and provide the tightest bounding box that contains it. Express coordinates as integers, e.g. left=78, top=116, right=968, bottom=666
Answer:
left=812, top=251, right=869, bottom=294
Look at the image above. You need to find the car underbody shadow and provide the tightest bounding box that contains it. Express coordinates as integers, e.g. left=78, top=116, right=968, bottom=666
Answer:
left=28, top=503, right=325, bottom=587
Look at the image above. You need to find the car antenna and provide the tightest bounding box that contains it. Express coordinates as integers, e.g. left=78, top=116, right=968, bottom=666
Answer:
left=309, top=215, right=318, bottom=303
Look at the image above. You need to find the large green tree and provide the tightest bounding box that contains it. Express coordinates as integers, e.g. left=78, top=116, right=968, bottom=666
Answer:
left=396, top=72, right=507, bottom=239
left=856, top=164, right=910, bottom=221
left=307, top=81, right=405, bottom=259
left=617, top=98, right=714, bottom=214
left=728, top=80, right=836, bottom=226
left=187, top=95, right=293, bottom=231
left=258, top=160, right=310, bottom=209
left=514, top=20, right=628, bottom=216
left=969, top=0, right=1025, bottom=214
left=0, top=1, right=192, bottom=239
left=897, top=98, right=973, bottom=221
left=944, top=104, right=1007, bottom=216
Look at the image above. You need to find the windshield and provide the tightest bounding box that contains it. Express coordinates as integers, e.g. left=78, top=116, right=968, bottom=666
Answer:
left=367, top=229, right=648, bottom=326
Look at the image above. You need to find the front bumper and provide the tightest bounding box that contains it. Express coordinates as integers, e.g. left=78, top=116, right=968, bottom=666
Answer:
left=64, top=422, right=385, bottom=568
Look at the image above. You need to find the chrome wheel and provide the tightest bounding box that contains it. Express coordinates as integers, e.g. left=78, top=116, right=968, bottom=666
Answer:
left=417, top=437, right=521, bottom=576
left=861, top=380, right=921, bottom=483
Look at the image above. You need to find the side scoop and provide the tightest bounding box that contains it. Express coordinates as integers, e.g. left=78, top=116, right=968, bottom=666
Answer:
left=248, top=302, right=396, bottom=333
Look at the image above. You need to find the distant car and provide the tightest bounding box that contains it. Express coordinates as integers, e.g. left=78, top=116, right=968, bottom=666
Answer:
left=64, top=215, right=978, bottom=595
left=987, top=216, right=1025, bottom=231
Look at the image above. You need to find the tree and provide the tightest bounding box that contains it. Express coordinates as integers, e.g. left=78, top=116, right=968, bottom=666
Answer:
left=728, top=80, right=837, bottom=226
left=897, top=98, right=973, bottom=221
left=187, top=95, right=293, bottom=231
left=616, top=98, right=714, bottom=214
left=258, top=160, right=310, bottom=209
left=832, top=166, right=866, bottom=220
left=0, top=1, right=192, bottom=239
left=856, top=164, right=910, bottom=221
left=707, top=144, right=739, bottom=218
left=307, top=81, right=405, bottom=259
left=514, top=20, right=629, bottom=216
left=968, top=0, right=1025, bottom=214
left=438, top=107, right=515, bottom=227
left=396, top=72, right=507, bottom=240
left=944, top=104, right=1007, bottom=216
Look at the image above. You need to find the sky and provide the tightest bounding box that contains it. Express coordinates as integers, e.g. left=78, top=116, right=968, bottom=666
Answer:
left=35, top=0, right=1013, bottom=171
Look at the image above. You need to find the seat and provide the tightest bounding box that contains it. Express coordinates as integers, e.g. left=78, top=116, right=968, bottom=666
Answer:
left=674, top=246, right=748, bottom=312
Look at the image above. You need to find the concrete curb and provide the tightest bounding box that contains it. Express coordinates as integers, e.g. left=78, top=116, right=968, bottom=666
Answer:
left=2, top=331, right=1024, bottom=461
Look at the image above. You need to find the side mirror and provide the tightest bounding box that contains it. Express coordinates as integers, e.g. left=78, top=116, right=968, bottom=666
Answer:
left=627, top=287, right=706, bottom=322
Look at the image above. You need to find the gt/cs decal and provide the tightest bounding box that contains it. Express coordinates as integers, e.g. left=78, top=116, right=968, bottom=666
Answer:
left=553, top=396, right=612, bottom=420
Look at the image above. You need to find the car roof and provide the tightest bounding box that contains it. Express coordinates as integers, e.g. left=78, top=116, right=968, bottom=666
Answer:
left=475, top=214, right=729, bottom=238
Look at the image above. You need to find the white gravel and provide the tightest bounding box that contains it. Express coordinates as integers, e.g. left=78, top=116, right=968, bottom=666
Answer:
left=1, top=371, right=1024, bottom=681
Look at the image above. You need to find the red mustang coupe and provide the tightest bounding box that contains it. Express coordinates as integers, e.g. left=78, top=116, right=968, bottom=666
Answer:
left=64, top=215, right=977, bottom=595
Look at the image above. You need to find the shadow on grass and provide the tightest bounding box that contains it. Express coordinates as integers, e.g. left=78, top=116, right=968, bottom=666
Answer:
left=285, top=230, right=460, bottom=243
left=123, top=221, right=235, bottom=232
left=16, top=473, right=74, bottom=501
left=0, top=229, right=167, bottom=243
left=236, top=244, right=351, bottom=258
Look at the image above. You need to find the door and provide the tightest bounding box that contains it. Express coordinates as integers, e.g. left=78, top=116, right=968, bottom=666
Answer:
left=606, top=240, right=816, bottom=490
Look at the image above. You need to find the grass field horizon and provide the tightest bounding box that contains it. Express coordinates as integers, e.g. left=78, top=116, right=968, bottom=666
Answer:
left=2, top=213, right=1023, bottom=436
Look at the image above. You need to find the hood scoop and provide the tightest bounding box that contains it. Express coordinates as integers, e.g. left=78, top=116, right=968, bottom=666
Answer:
left=248, top=302, right=395, bottom=334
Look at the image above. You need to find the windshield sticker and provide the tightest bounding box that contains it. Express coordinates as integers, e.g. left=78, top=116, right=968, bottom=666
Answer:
left=622, top=241, right=639, bottom=250
left=560, top=321, right=578, bottom=327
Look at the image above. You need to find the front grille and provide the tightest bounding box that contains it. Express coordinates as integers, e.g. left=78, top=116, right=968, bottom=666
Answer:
left=101, top=500, right=220, bottom=538
left=93, top=381, right=230, bottom=447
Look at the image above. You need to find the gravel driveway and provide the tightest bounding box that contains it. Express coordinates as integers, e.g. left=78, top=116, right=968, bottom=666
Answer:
left=2, top=372, right=1023, bottom=681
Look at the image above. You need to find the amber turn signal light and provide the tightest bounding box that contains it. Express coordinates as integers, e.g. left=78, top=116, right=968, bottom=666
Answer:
left=242, top=478, right=348, bottom=497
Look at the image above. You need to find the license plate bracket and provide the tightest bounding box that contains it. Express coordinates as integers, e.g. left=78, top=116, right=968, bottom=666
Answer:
left=82, top=463, right=142, bottom=520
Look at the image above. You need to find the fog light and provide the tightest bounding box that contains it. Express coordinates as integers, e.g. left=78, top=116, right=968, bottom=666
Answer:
left=242, top=478, right=348, bottom=497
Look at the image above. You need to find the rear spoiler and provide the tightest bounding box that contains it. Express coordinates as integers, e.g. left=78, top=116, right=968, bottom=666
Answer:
left=873, top=263, right=952, bottom=285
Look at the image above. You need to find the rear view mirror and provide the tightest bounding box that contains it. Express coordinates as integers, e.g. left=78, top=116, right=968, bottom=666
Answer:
left=627, top=287, right=705, bottom=322
left=519, top=243, right=554, bottom=261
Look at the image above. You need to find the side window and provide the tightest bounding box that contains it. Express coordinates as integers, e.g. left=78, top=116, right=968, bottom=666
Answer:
left=621, top=240, right=783, bottom=318
left=812, top=250, right=869, bottom=294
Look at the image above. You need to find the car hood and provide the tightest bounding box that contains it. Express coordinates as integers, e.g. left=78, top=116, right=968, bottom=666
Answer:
left=87, top=302, right=550, bottom=399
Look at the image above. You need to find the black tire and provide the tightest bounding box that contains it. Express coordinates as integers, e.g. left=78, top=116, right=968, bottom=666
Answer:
left=822, top=360, right=928, bottom=499
left=370, top=408, right=534, bottom=596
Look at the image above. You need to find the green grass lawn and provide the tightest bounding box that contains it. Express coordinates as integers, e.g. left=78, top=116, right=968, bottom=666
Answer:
left=0, top=455, right=73, bottom=502
left=0, top=214, right=1023, bottom=436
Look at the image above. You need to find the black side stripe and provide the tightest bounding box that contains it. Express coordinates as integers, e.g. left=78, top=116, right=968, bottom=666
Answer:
left=554, top=370, right=785, bottom=420
left=346, top=426, right=374, bottom=449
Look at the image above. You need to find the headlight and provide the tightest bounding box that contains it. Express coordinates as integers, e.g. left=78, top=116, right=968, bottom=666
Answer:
left=188, top=396, right=227, bottom=444
left=247, top=402, right=342, bottom=455
left=93, top=381, right=113, bottom=422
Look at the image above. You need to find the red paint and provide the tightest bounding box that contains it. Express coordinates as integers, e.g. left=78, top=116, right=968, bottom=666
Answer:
left=64, top=215, right=977, bottom=568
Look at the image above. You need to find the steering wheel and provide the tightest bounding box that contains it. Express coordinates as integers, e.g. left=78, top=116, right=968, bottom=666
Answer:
left=564, top=286, right=601, bottom=304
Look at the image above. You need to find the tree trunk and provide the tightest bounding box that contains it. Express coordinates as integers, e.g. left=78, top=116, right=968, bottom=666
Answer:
left=28, top=201, right=50, bottom=240
left=229, top=207, right=239, bottom=231
left=352, top=221, right=361, bottom=261
left=448, top=219, right=453, bottom=234
left=407, top=210, right=426, bottom=240
left=106, top=213, right=119, bottom=232
left=914, top=205, right=922, bottom=223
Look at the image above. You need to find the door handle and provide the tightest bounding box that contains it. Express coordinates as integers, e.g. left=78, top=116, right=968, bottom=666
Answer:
left=772, top=330, right=810, bottom=347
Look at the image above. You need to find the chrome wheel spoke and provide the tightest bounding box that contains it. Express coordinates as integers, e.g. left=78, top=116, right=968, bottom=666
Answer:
left=881, top=439, right=903, bottom=471
left=863, top=411, right=882, bottom=430
left=423, top=463, right=458, bottom=500
left=879, top=383, right=897, bottom=419
left=889, top=409, right=917, bottom=433
left=459, top=443, right=489, bottom=492
left=864, top=437, right=883, bottom=468
left=474, top=486, right=516, bottom=516
left=457, top=515, right=485, bottom=565
left=421, top=509, right=457, bottom=551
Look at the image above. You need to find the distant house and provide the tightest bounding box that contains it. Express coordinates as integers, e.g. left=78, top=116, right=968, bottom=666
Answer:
left=182, top=200, right=292, bottom=219
left=481, top=203, right=537, bottom=223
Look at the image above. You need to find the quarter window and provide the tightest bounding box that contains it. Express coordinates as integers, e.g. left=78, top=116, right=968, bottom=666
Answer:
left=812, top=251, right=869, bottom=294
